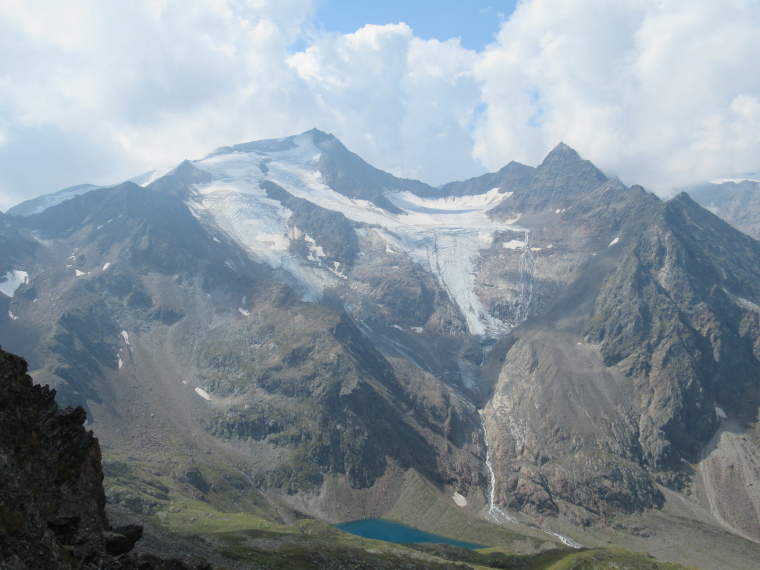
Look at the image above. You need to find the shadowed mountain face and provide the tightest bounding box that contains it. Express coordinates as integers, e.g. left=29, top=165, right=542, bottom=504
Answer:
left=2, top=130, right=760, bottom=565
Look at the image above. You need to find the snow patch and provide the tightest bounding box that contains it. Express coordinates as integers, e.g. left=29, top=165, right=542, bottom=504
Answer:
left=8, top=311, right=19, bottom=321
left=0, top=270, right=29, bottom=297
left=120, top=331, right=130, bottom=345
left=392, top=324, right=404, bottom=331
left=715, top=407, right=728, bottom=419
left=609, top=237, right=620, bottom=247
left=102, top=262, right=110, bottom=271
left=503, top=240, right=526, bottom=250
left=117, top=356, right=123, bottom=370
left=195, top=387, right=211, bottom=401
left=74, top=270, right=86, bottom=277
left=411, top=327, right=424, bottom=334
left=238, top=307, right=250, bottom=316
left=135, top=166, right=175, bottom=187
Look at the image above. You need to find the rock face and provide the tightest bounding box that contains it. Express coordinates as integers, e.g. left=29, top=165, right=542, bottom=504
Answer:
left=0, top=347, right=213, bottom=569
left=586, top=194, right=760, bottom=468
left=484, top=182, right=760, bottom=526
left=0, top=347, right=115, bottom=566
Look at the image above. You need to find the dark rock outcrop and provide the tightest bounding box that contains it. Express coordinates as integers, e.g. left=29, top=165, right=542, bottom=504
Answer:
left=0, top=346, right=207, bottom=569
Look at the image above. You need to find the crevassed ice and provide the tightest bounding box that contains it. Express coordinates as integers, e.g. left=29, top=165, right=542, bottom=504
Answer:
left=183, top=135, right=523, bottom=336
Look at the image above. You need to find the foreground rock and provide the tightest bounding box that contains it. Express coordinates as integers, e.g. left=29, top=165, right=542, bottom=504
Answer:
left=0, top=346, right=209, bottom=569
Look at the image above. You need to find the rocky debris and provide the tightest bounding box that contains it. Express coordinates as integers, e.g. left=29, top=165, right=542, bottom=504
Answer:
left=180, top=468, right=211, bottom=495
left=104, top=525, right=143, bottom=556
left=0, top=346, right=208, bottom=569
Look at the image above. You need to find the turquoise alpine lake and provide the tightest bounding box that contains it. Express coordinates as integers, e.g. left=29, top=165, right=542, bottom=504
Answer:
left=334, top=518, right=484, bottom=549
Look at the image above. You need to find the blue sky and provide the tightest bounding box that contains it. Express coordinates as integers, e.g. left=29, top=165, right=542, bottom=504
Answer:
left=311, top=1, right=518, bottom=51
left=0, top=0, right=759, bottom=210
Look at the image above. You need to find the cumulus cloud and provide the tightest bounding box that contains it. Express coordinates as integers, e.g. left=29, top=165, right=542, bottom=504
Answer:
left=288, top=24, right=484, bottom=184
left=473, top=0, right=760, bottom=192
left=0, top=0, right=317, bottom=209
left=0, top=0, right=759, bottom=209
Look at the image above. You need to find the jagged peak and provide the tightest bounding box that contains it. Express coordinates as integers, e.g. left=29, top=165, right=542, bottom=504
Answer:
left=535, top=141, right=609, bottom=192
left=539, top=142, right=583, bottom=167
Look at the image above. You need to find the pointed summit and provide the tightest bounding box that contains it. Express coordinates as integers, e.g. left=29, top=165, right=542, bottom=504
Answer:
left=534, top=142, right=608, bottom=196
left=486, top=143, right=612, bottom=218
left=539, top=142, right=585, bottom=168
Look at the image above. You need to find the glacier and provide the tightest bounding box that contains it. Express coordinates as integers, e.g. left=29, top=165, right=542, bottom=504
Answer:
left=182, top=133, right=523, bottom=336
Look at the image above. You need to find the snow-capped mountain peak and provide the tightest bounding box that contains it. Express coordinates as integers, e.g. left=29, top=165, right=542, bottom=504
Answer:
left=177, top=130, right=521, bottom=335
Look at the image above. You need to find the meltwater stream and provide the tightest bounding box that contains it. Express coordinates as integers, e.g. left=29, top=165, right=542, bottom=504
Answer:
left=479, top=411, right=583, bottom=549
left=515, top=230, right=538, bottom=324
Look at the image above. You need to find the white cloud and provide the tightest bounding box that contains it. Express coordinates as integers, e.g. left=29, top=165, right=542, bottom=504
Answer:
left=0, top=0, right=318, bottom=209
left=0, top=0, right=759, bottom=210
left=472, top=0, right=760, bottom=192
left=288, top=25, right=485, bottom=184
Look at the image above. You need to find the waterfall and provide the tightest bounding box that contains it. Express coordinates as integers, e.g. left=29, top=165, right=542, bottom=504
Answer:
left=479, top=410, right=583, bottom=548
left=515, top=230, right=538, bottom=324
left=480, top=411, right=516, bottom=524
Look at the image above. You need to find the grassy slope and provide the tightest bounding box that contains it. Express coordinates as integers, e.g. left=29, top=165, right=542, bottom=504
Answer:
left=101, top=445, right=696, bottom=569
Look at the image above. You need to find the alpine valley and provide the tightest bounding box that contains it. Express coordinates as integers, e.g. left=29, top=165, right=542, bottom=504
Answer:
left=2, top=129, right=759, bottom=569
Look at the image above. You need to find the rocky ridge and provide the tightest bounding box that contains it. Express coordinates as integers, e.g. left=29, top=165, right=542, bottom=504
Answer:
left=686, top=179, right=760, bottom=240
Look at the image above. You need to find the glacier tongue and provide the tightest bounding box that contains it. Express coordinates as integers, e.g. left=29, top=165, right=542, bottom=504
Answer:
left=183, top=134, right=522, bottom=335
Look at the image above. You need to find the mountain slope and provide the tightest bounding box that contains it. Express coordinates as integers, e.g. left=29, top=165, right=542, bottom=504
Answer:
left=1, top=171, right=488, bottom=528
left=3, top=130, right=760, bottom=568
